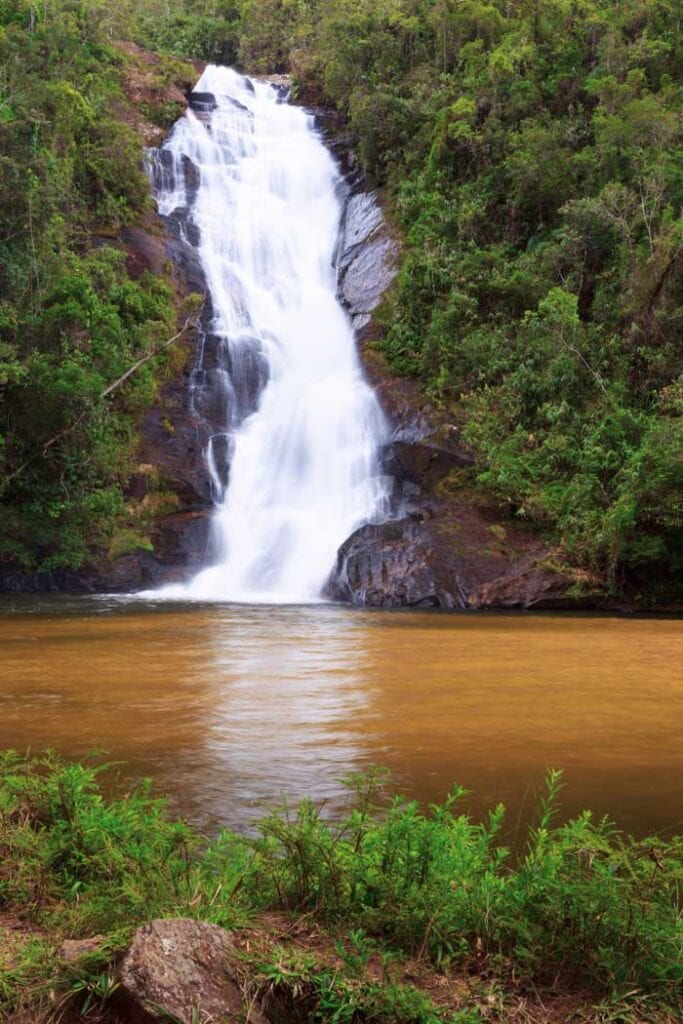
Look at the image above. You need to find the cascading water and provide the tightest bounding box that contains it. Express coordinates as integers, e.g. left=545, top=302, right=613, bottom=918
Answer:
left=149, top=66, right=390, bottom=603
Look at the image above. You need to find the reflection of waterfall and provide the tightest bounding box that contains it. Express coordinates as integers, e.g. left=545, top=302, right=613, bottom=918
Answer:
left=196, top=605, right=372, bottom=824
left=147, top=66, right=390, bottom=603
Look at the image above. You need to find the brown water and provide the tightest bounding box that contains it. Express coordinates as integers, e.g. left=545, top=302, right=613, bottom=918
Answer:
left=0, top=597, right=681, bottom=837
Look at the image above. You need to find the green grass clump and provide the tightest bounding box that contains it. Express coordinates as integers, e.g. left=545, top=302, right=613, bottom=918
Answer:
left=0, top=755, right=681, bottom=1022
left=247, top=769, right=682, bottom=1001
left=252, top=943, right=473, bottom=1024
left=0, top=751, right=250, bottom=937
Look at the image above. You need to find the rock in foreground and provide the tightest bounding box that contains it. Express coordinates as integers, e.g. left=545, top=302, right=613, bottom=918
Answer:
left=119, top=918, right=266, bottom=1024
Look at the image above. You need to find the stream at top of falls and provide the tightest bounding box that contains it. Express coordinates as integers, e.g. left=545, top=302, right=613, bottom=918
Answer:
left=148, top=66, right=390, bottom=603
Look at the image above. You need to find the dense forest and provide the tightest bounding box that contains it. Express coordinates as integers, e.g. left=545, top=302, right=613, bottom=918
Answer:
left=1, top=0, right=681, bottom=597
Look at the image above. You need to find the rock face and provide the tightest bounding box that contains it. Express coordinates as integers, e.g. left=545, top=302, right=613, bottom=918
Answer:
left=468, top=557, right=594, bottom=610
left=336, top=190, right=399, bottom=332
left=118, top=918, right=266, bottom=1024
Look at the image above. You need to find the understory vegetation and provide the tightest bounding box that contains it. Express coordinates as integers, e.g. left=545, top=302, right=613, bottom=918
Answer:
left=0, top=755, right=681, bottom=1022
left=0, top=1, right=195, bottom=571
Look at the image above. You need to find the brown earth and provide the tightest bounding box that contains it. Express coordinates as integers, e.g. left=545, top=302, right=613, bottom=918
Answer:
left=2, top=910, right=656, bottom=1024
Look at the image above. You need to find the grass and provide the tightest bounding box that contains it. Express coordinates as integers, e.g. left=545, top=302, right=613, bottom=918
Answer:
left=0, top=753, right=680, bottom=1023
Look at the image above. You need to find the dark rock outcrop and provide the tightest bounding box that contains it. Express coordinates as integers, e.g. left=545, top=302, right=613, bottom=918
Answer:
left=118, top=918, right=267, bottom=1024
left=327, top=503, right=577, bottom=610
left=384, top=438, right=474, bottom=493
left=330, top=517, right=588, bottom=610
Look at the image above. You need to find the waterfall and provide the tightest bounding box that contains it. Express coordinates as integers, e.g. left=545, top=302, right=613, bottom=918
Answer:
left=148, top=66, right=390, bottom=603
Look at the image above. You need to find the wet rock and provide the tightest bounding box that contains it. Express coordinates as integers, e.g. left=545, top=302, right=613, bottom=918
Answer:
left=138, top=389, right=214, bottom=509
left=387, top=439, right=474, bottom=491
left=118, top=918, right=267, bottom=1024
left=340, top=192, right=384, bottom=251
left=328, top=515, right=513, bottom=609
left=337, top=191, right=399, bottom=322
left=469, top=557, right=584, bottom=610
left=309, top=107, right=359, bottom=180
left=120, top=226, right=168, bottom=281
left=0, top=569, right=53, bottom=594
left=120, top=215, right=205, bottom=299
left=328, top=509, right=596, bottom=611
left=188, top=91, right=217, bottom=112
left=152, top=510, right=212, bottom=568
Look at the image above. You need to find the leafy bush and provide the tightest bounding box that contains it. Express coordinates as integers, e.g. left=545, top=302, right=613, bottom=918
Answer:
left=247, top=770, right=683, bottom=997
left=0, top=756, right=680, bottom=1019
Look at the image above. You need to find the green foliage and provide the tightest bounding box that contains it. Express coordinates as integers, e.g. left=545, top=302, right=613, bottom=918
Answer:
left=253, top=943, right=460, bottom=1023
left=0, top=751, right=250, bottom=936
left=0, top=757, right=681, bottom=1022
left=140, top=0, right=243, bottom=65
left=247, top=770, right=683, bottom=998
left=0, top=2, right=178, bottom=569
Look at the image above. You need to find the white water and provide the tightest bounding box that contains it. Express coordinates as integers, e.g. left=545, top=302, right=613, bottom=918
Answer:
left=151, top=66, right=389, bottom=603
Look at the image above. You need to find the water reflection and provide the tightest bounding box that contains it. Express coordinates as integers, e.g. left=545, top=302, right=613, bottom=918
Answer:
left=187, top=606, right=373, bottom=822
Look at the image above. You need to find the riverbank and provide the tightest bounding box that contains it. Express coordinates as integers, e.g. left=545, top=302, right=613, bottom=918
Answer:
left=0, top=754, right=681, bottom=1024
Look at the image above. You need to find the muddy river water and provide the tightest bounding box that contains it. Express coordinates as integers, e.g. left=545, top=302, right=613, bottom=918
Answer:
left=0, top=598, right=681, bottom=838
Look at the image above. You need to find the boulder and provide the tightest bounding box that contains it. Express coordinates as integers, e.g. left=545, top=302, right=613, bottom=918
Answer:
left=118, top=918, right=267, bottom=1024
left=328, top=515, right=513, bottom=609
left=325, top=504, right=589, bottom=610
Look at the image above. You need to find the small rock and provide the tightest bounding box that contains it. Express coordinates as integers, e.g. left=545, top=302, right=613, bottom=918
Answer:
left=58, top=936, right=105, bottom=962
left=119, top=918, right=266, bottom=1024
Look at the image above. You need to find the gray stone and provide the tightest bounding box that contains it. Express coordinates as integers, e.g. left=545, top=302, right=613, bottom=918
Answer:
left=337, top=190, right=399, bottom=318
left=118, top=918, right=267, bottom=1024
left=340, top=192, right=384, bottom=252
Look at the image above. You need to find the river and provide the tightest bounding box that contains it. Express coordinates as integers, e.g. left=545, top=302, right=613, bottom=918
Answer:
left=1, top=598, right=680, bottom=839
